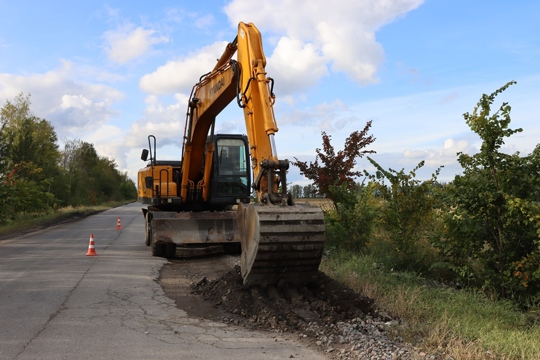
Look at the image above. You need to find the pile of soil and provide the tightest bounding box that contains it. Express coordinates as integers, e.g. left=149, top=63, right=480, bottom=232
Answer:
left=191, top=265, right=380, bottom=332
left=160, top=255, right=426, bottom=359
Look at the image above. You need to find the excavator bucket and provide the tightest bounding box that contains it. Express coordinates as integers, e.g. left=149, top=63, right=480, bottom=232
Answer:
left=237, top=203, right=326, bottom=286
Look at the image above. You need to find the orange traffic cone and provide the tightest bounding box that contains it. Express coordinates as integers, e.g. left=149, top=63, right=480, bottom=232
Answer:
left=86, top=234, right=97, bottom=256
left=116, top=217, right=122, bottom=230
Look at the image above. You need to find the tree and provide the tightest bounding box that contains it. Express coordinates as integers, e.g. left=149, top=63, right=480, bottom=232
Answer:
left=0, top=108, right=9, bottom=212
left=61, top=139, right=136, bottom=206
left=119, top=172, right=137, bottom=200
left=290, top=184, right=303, bottom=198
left=0, top=94, right=61, bottom=221
left=303, top=184, right=317, bottom=198
left=0, top=115, right=8, bottom=175
left=1, top=94, right=61, bottom=176
left=440, top=81, right=540, bottom=301
left=1, top=163, right=56, bottom=220
left=293, top=121, right=376, bottom=199
left=0, top=93, right=136, bottom=222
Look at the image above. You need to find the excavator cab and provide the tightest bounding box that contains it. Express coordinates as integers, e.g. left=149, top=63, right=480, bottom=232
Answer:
left=138, top=134, right=250, bottom=210
left=210, top=134, right=251, bottom=206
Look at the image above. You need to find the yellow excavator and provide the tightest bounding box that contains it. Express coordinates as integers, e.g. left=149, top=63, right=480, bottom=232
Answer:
left=137, top=22, right=325, bottom=286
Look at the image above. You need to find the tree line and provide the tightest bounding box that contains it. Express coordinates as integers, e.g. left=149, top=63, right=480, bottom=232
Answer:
left=289, top=184, right=321, bottom=198
left=0, top=93, right=136, bottom=225
left=295, top=81, right=540, bottom=308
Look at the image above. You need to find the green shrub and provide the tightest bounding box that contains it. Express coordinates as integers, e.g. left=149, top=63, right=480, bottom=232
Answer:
left=365, top=158, right=443, bottom=273
left=324, top=182, right=378, bottom=252
left=437, top=81, right=540, bottom=306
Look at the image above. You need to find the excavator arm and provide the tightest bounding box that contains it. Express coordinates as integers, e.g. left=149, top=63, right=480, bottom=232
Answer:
left=181, top=22, right=290, bottom=206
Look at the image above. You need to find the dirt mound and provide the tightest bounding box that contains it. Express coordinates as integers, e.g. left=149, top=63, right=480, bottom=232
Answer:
left=160, top=255, right=426, bottom=359
left=191, top=265, right=379, bottom=333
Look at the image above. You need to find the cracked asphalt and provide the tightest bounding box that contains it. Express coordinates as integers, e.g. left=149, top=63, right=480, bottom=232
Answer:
left=0, top=203, right=325, bottom=360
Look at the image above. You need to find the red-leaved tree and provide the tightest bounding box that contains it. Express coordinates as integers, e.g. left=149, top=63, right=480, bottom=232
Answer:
left=293, top=121, right=376, bottom=198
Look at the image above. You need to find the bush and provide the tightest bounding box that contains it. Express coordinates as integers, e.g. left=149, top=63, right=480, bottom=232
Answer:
left=365, top=158, right=443, bottom=273
left=324, top=182, right=378, bottom=252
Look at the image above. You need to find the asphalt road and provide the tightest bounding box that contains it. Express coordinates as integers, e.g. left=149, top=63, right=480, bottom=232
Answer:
left=0, top=203, right=324, bottom=360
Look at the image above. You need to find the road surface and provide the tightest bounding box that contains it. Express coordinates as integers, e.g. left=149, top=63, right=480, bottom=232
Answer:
left=0, top=203, right=325, bottom=360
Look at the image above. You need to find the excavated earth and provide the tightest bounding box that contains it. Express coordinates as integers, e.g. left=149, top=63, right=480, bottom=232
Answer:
left=158, top=252, right=440, bottom=360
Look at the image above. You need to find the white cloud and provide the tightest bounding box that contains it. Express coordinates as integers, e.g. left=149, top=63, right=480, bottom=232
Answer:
left=0, top=61, right=130, bottom=172
left=53, top=94, right=112, bottom=130
left=403, top=137, right=473, bottom=168
left=267, top=37, right=328, bottom=93
left=194, top=14, right=215, bottom=29
left=0, top=61, right=124, bottom=139
left=85, top=124, right=126, bottom=167
left=443, top=138, right=469, bottom=153
left=274, top=100, right=371, bottom=161
left=103, top=23, right=169, bottom=64
left=138, top=0, right=422, bottom=96
left=139, top=41, right=229, bottom=95
left=318, top=21, right=383, bottom=84
left=224, top=0, right=423, bottom=86
left=124, top=94, right=186, bottom=149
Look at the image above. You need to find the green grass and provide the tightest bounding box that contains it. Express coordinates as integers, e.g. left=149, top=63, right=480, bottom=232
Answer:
left=0, top=201, right=130, bottom=237
left=321, top=251, right=540, bottom=360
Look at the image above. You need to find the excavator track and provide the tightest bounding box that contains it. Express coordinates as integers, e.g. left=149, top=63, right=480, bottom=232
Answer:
left=238, top=203, right=326, bottom=286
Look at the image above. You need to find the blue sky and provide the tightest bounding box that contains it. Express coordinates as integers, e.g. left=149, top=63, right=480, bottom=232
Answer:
left=1, top=0, right=539, bottom=185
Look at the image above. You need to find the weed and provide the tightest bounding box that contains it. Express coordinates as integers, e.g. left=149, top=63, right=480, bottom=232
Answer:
left=322, top=250, right=540, bottom=359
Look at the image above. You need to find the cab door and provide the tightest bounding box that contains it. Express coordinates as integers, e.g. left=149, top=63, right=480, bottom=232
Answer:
left=209, top=135, right=251, bottom=206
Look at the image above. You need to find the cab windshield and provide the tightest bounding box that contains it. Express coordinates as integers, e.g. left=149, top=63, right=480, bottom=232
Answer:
left=216, top=138, right=248, bottom=195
